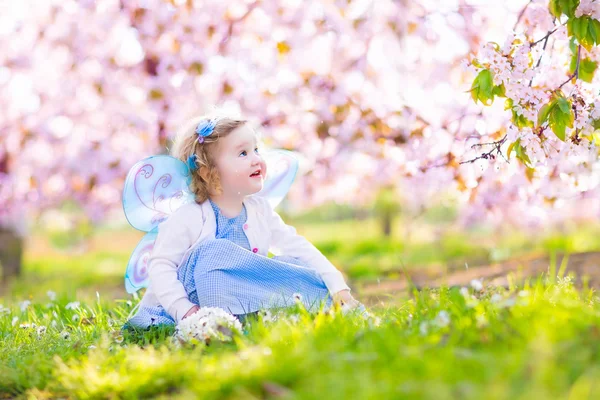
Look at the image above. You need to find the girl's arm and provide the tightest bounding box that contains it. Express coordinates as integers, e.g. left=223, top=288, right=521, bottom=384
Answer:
left=147, top=205, right=201, bottom=323
left=261, top=198, right=351, bottom=296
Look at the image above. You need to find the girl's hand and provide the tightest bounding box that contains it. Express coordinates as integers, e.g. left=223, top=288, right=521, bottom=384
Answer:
left=182, top=305, right=200, bottom=320
left=333, top=289, right=369, bottom=316
left=333, top=289, right=359, bottom=307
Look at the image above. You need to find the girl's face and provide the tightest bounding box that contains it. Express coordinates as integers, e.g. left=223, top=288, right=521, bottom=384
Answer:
left=212, top=124, right=266, bottom=198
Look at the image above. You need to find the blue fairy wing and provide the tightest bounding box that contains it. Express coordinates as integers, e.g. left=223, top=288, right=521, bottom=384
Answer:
left=124, top=229, right=157, bottom=293
left=256, top=149, right=300, bottom=209
left=122, top=155, right=195, bottom=232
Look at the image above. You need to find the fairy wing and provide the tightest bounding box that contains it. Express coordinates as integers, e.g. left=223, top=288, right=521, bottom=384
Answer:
left=122, top=155, right=194, bottom=293
left=255, top=148, right=300, bottom=208
left=123, top=150, right=300, bottom=293
left=124, top=228, right=157, bottom=294
left=122, top=155, right=195, bottom=233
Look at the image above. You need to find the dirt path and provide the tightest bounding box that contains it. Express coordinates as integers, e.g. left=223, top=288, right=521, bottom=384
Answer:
left=357, top=251, right=600, bottom=305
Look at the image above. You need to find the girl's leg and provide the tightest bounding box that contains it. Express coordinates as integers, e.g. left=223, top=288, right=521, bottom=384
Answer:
left=190, top=238, right=332, bottom=314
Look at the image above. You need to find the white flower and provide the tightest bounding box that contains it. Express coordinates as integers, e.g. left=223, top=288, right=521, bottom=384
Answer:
left=419, top=321, right=429, bottom=336
left=504, top=298, right=516, bottom=307
left=65, top=301, right=80, bottom=310
left=174, top=307, right=243, bottom=345
left=476, top=314, right=488, bottom=328
left=20, top=300, right=31, bottom=312
left=19, top=323, right=31, bottom=329
left=259, top=309, right=278, bottom=324
left=60, top=330, right=70, bottom=340
left=470, top=279, right=483, bottom=291
left=491, top=293, right=503, bottom=303
left=434, top=311, right=451, bottom=328
left=11, top=316, right=18, bottom=326
left=288, top=314, right=300, bottom=324
left=72, top=314, right=80, bottom=322
left=47, top=291, right=57, bottom=301
left=460, top=287, right=470, bottom=297
left=88, top=345, right=96, bottom=349
left=363, top=312, right=382, bottom=328
left=0, top=304, right=10, bottom=315
left=114, top=335, right=124, bottom=344
left=370, top=316, right=382, bottom=327
left=37, top=326, right=47, bottom=336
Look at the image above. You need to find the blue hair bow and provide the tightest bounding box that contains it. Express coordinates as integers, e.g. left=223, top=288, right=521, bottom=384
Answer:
left=195, top=118, right=217, bottom=143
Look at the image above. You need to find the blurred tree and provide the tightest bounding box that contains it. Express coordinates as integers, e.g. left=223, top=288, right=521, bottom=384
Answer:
left=0, top=0, right=598, bottom=266
left=373, top=184, right=401, bottom=237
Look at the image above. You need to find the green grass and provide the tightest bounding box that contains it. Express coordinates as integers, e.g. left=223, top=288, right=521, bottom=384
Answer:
left=16, top=219, right=600, bottom=298
left=2, top=273, right=600, bottom=399
left=300, top=219, right=600, bottom=281
left=3, top=215, right=600, bottom=398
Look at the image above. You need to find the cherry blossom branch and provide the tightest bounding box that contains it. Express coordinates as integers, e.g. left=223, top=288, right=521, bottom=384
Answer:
left=527, top=22, right=566, bottom=87
left=513, top=0, right=533, bottom=31
left=219, top=2, right=259, bottom=52
left=531, top=27, right=558, bottom=47
left=459, top=134, right=508, bottom=164
left=571, top=45, right=582, bottom=141
left=422, top=133, right=509, bottom=170
left=557, top=44, right=581, bottom=90
left=529, top=31, right=551, bottom=87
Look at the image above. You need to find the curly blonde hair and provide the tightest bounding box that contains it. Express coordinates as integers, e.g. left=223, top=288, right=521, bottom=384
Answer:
left=171, top=115, right=248, bottom=204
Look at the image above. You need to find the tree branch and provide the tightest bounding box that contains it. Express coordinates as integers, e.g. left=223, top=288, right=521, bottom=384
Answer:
left=557, top=44, right=581, bottom=90
left=531, top=28, right=558, bottom=47
left=513, top=0, right=533, bottom=31
left=459, top=134, right=508, bottom=165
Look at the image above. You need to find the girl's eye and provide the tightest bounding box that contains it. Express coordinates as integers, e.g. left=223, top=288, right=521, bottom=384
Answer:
left=240, top=148, right=259, bottom=156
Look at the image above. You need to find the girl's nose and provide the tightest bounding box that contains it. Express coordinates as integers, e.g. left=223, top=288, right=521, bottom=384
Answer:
left=251, top=152, right=262, bottom=163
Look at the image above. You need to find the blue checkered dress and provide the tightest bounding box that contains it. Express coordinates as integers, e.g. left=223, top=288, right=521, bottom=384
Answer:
left=124, top=199, right=332, bottom=329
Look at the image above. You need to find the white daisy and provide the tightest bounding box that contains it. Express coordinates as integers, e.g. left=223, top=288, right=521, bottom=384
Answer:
left=470, top=279, right=483, bottom=291
left=20, top=300, right=31, bottom=312
left=174, top=307, right=243, bottom=345
left=434, top=311, right=450, bottom=328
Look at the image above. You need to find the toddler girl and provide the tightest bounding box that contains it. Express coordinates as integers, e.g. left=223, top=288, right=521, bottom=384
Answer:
left=125, top=114, right=363, bottom=329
